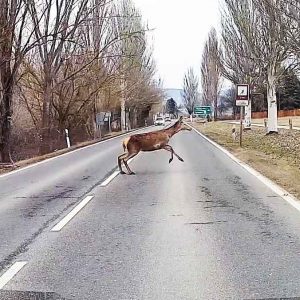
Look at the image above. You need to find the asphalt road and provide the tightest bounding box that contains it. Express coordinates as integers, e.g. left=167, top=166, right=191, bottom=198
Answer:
left=1, top=125, right=300, bottom=299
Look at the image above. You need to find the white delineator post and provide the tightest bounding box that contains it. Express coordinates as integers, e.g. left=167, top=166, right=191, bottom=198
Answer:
left=65, top=129, right=71, bottom=148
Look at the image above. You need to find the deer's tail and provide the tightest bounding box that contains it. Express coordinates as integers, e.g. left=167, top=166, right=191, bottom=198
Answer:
left=122, top=137, right=130, bottom=152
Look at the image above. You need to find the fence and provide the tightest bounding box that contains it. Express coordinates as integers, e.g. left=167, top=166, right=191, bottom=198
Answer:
left=233, top=109, right=300, bottom=120
left=251, top=109, right=300, bottom=119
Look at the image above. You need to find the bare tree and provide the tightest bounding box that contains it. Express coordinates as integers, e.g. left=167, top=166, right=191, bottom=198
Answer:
left=24, top=0, right=96, bottom=153
left=218, top=85, right=237, bottom=118
left=110, top=0, right=161, bottom=130
left=18, top=0, right=162, bottom=149
left=221, top=0, right=292, bottom=133
left=219, top=0, right=262, bottom=128
left=0, top=0, right=38, bottom=162
left=182, top=68, right=199, bottom=115
left=200, top=28, right=221, bottom=120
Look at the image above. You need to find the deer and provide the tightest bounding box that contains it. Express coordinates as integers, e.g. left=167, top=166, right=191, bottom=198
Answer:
left=117, top=116, right=192, bottom=175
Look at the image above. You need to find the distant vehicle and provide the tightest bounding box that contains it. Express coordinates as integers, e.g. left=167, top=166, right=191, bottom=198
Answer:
left=165, top=116, right=171, bottom=123
left=154, top=116, right=165, bottom=126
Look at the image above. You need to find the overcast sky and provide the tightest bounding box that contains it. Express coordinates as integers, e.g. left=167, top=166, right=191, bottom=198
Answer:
left=133, top=0, right=221, bottom=89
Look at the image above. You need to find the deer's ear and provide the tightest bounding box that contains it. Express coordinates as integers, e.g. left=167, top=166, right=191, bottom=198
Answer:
left=179, top=116, right=183, bottom=122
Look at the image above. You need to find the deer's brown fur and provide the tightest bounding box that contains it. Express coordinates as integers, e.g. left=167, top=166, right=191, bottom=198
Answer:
left=118, top=116, right=192, bottom=175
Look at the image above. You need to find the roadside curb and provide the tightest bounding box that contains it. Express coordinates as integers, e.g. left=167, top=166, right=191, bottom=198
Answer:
left=186, top=122, right=300, bottom=213
left=0, top=126, right=154, bottom=178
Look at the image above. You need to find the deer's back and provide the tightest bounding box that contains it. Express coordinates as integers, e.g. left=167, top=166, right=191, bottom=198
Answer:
left=128, top=131, right=169, bottom=152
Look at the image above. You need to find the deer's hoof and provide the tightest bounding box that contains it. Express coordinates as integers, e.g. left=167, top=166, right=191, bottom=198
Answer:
left=169, top=159, right=173, bottom=164
left=120, top=171, right=126, bottom=175
left=179, top=158, right=184, bottom=162
left=129, top=172, right=136, bottom=175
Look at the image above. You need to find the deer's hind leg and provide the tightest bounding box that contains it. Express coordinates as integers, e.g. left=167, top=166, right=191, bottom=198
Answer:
left=118, top=153, right=127, bottom=174
left=163, top=145, right=184, bottom=163
left=123, top=151, right=139, bottom=175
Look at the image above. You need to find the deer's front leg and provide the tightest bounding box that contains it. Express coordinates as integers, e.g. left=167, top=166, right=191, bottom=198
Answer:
left=163, top=145, right=175, bottom=163
left=163, top=145, right=173, bottom=163
left=164, top=145, right=184, bottom=163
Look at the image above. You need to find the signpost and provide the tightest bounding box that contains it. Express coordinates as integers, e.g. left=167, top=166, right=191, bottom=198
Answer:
left=236, top=84, right=250, bottom=147
left=236, top=84, right=249, bottom=106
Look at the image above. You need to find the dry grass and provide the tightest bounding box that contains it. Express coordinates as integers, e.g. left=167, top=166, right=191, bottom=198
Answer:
left=191, top=121, right=300, bottom=199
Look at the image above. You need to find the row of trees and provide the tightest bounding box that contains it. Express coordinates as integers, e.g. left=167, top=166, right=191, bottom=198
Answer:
left=182, top=0, right=300, bottom=130
left=0, top=0, right=162, bottom=163
left=213, top=0, right=300, bottom=131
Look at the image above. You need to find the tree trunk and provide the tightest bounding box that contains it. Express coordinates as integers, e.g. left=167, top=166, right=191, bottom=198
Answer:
left=267, top=71, right=278, bottom=133
left=120, top=75, right=127, bottom=132
left=244, top=100, right=252, bottom=129
left=120, top=98, right=126, bottom=132
left=133, top=108, right=137, bottom=129
left=214, top=97, right=218, bottom=120
left=0, top=91, right=13, bottom=163
left=40, top=72, right=52, bottom=154
left=0, top=70, right=13, bottom=163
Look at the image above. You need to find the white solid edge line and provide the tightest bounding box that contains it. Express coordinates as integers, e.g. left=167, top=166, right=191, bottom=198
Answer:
left=51, top=195, right=94, bottom=232
left=0, top=261, right=27, bottom=289
left=100, top=158, right=135, bottom=187
left=0, top=126, right=154, bottom=179
left=187, top=123, right=300, bottom=213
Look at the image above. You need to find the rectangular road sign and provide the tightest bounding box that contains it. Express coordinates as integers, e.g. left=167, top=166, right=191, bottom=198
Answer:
left=194, top=106, right=212, bottom=117
left=236, top=84, right=249, bottom=106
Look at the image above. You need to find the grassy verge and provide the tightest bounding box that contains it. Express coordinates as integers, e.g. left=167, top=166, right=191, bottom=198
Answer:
left=191, top=121, right=300, bottom=199
left=0, top=129, right=139, bottom=175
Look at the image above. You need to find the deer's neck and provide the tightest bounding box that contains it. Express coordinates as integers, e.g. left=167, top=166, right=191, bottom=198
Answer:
left=165, top=127, right=177, bottom=138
